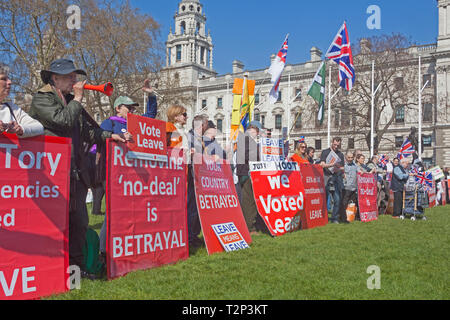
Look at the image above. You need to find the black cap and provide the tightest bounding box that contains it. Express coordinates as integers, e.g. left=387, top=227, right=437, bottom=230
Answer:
left=40, top=59, right=86, bottom=84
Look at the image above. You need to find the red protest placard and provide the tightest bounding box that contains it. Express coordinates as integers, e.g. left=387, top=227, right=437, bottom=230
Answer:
left=298, top=163, right=328, bottom=229
left=193, top=154, right=251, bottom=255
left=126, top=114, right=167, bottom=162
left=448, top=179, right=450, bottom=203
left=250, top=161, right=304, bottom=236
left=357, top=173, right=378, bottom=222
left=428, top=181, right=436, bottom=207
left=106, top=141, right=188, bottom=279
left=0, top=133, right=71, bottom=300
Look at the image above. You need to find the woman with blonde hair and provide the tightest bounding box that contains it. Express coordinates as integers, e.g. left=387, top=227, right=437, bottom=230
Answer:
left=166, top=104, right=188, bottom=150
left=290, top=140, right=310, bottom=165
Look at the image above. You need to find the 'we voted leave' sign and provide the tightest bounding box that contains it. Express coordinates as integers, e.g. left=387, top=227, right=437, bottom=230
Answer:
left=250, top=161, right=304, bottom=236
left=126, top=114, right=168, bottom=162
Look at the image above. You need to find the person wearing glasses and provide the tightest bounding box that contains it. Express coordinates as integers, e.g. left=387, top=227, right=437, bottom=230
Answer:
left=290, top=141, right=310, bottom=165
left=166, top=105, right=188, bottom=150
left=0, top=63, right=44, bottom=137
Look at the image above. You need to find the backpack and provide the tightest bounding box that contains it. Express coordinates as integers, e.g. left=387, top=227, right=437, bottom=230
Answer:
left=82, top=228, right=104, bottom=275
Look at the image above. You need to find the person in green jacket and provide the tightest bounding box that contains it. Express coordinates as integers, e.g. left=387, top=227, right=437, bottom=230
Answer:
left=29, top=58, right=130, bottom=279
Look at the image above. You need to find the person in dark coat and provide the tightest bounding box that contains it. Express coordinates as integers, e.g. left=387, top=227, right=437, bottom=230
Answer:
left=390, top=158, right=413, bottom=217
left=29, top=59, right=130, bottom=278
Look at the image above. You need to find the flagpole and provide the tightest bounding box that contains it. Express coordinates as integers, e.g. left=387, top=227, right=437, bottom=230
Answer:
left=328, top=65, right=331, bottom=148
left=288, top=73, right=291, bottom=141
left=371, top=61, right=374, bottom=158
left=418, top=55, right=430, bottom=161
left=418, top=55, right=422, bottom=160
left=226, top=80, right=230, bottom=146
left=370, top=60, right=382, bottom=158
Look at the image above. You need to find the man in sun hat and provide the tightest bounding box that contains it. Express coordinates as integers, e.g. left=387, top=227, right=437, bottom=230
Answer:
left=29, top=58, right=130, bottom=279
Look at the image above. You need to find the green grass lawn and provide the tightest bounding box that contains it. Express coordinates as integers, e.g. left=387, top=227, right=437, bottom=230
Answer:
left=48, top=203, right=449, bottom=300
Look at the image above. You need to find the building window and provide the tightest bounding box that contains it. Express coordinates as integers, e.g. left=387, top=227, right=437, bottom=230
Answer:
left=275, top=114, right=282, bottom=129
left=422, top=135, right=432, bottom=147
left=334, top=109, right=340, bottom=128
left=294, top=112, right=301, bottom=129
left=351, top=108, right=356, bottom=126
left=315, top=139, right=322, bottom=150
left=423, top=103, right=432, bottom=122
left=422, top=158, right=433, bottom=168
left=217, top=119, right=223, bottom=132
left=295, top=88, right=302, bottom=101
left=395, top=105, right=405, bottom=123
left=201, top=99, right=207, bottom=109
left=200, top=47, right=205, bottom=65
left=423, top=74, right=431, bottom=88
left=176, top=45, right=182, bottom=62
left=395, top=136, right=404, bottom=148
left=277, top=91, right=282, bottom=102
left=394, top=77, right=404, bottom=90
left=260, top=115, right=265, bottom=128
left=217, top=97, right=223, bottom=108
left=341, top=109, right=350, bottom=127
left=348, top=138, right=354, bottom=149
left=254, top=93, right=260, bottom=105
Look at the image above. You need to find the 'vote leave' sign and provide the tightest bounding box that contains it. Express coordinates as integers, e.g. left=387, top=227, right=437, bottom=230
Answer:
left=126, top=114, right=167, bottom=162
left=250, top=161, right=304, bottom=236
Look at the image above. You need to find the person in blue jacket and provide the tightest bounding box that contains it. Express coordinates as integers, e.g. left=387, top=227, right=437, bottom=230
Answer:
left=92, top=81, right=158, bottom=263
left=91, top=80, right=157, bottom=215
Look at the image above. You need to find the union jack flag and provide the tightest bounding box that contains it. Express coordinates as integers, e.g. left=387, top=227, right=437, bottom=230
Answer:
left=415, top=171, right=433, bottom=191
left=396, top=138, right=415, bottom=160
left=268, top=35, right=289, bottom=104
left=378, top=154, right=388, bottom=168
left=325, top=22, right=355, bottom=91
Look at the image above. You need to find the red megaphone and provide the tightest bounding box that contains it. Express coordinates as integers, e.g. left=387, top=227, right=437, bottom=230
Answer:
left=83, top=82, right=114, bottom=96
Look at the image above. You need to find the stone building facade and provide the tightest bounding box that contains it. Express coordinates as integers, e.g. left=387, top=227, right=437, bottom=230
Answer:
left=160, top=0, right=450, bottom=168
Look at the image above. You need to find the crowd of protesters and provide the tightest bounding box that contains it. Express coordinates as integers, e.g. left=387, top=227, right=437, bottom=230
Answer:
left=2, top=59, right=450, bottom=280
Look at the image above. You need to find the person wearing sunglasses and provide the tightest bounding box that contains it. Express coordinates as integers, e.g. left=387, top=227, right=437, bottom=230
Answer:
left=290, top=140, right=310, bottom=165
left=166, top=105, right=188, bottom=150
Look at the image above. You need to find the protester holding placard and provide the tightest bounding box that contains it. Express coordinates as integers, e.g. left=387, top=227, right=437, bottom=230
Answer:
left=29, top=58, right=130, bottom=278
left=236, top=121, right=265, bottom=233
left=0, top=63, right=44, bottom=138
left=390, top=158, right=413, bottom=218
left=187, top=115, right=209, bottom=248
left=93, top=96, right=138, bottom=260
left=319, top=137, right=345, bottom=224
left=306, top=146, right=316, bottom=164
left=203, top=120, right=226, bottom=160
left=338, top=150, right=358, bottom=223
left=356, top=154, right=375, bottom=174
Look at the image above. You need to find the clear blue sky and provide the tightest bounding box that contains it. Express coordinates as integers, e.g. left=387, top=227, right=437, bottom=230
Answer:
left=131, top=0, right=438, bottom=75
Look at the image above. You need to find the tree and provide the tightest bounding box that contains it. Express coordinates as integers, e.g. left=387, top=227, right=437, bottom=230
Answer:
left=331, top=33, right=434, bottom=154
left=0, top=0, right=162, bottom=119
